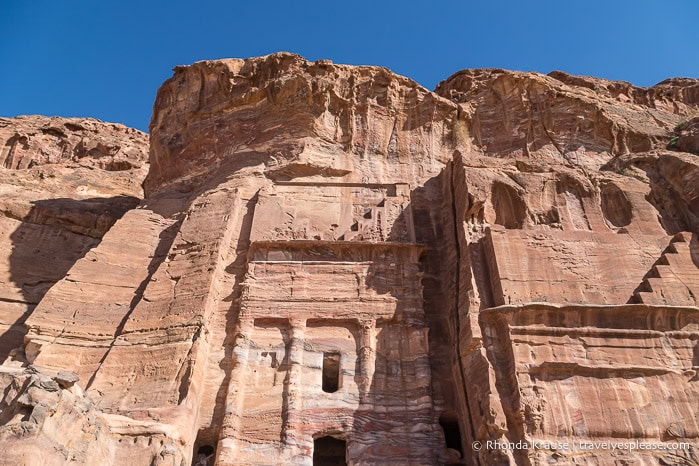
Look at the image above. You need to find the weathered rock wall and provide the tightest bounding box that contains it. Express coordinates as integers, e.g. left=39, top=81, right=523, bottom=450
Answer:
left=0, top=116, right=148, bottom=365
left=438, top=67, right=699, bottom=465
left=0, top=55, right=698, bottom=465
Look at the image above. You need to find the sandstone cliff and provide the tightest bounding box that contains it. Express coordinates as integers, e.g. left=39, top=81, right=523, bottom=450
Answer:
left=0, top=116, right=148, bottom=359
left=0, top=54, right=698, bottom=466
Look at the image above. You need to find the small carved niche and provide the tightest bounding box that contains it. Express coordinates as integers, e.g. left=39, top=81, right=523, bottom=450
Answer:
left=322, top=352, right=341, bottom=393
left=313, top=436, right=347, bottom=466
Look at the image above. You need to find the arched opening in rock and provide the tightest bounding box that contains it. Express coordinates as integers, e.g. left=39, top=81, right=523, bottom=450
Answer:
left=322, top=352, right=340, bottom=393
left=492, top=182, right=526, bottom=229
left=601, top=183, right=632, bottom=228
left=439, top=412, right=463, bottom=459
left=313, top=436, right=347, bottom=466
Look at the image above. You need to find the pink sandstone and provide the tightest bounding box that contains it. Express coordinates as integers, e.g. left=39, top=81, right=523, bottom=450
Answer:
left=0, top=54, right=697, bottom=465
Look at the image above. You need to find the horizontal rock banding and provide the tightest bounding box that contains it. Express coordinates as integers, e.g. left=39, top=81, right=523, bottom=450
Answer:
left=0, top=54, right=698, bottom=465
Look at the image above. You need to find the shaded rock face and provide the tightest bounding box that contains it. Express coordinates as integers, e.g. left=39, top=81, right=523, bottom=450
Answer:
left=0, top=54, right=698, bottom=465
left=0, top=116, right=148, bottom=365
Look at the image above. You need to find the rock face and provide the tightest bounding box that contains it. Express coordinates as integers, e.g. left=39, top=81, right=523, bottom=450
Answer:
left=0, top=116, right=148, bottom=363
left=0, top=54, right=698, bottom=465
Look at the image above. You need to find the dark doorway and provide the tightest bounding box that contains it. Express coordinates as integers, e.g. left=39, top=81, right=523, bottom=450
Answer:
left=439, top=413, right=463, bottom=458
left=192, top=444, right=215, bottom=466
left=322, top=352, right=340, bottom=393
left=313, top=436, right=347, bottom=466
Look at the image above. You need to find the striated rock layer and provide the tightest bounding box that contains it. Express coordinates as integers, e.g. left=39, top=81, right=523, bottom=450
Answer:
left=0, top=54, right=698, bottom=465
left=0, top=116, right=148, bottom=363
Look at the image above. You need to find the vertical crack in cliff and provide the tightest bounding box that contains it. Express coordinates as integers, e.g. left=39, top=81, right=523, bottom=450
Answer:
left=176, top=325, right=201, bottom=404
left=448, top=160, right=480, bottom=464
left=529, top=90, right=567, bottom=162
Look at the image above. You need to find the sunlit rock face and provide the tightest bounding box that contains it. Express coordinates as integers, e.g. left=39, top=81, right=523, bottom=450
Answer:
left=0, top=54, right=698, bottom=465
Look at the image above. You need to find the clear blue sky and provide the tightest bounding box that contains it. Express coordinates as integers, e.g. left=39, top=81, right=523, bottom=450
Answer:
left=2, top=0, right=698, bottom=132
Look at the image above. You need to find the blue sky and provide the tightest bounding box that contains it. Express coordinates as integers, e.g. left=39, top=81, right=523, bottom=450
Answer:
left=2, top=0, right=697, bottom=132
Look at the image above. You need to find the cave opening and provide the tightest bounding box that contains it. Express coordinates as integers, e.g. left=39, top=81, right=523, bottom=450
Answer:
left=191, top=428, right=217, bottom=466
left=440, top=413, right=464, bottom=458
left=192, top=444, right=215, bottom=466
left=322, top=352, right=340, bottom=393
left=313, top=436, right=347, bottom=466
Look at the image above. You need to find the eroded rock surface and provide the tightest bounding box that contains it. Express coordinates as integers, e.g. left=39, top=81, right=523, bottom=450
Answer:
left=0, top=115, right=148, bottom=172
left=0, top=116, right=148, bottom=366
left=0, top=366, right=186, bottom=465
left=1, top=54, right=698, bottom=465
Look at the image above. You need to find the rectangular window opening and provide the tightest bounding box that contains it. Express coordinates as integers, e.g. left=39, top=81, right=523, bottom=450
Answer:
left=322, top=352, right=340, bottom=393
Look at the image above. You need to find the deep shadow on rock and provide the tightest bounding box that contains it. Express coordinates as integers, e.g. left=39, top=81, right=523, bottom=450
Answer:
left=0, top=195, right=139, bottom=362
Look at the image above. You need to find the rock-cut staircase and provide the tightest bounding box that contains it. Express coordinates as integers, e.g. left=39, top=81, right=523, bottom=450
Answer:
left=632, top=232, right=699, bottom=306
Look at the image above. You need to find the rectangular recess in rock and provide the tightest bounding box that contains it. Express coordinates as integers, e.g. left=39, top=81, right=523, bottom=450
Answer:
left=321, top=352, right=340, bottom=393
left=484, top=227, right=669, bottom=305
left=313, top=436, right=347, bottom=466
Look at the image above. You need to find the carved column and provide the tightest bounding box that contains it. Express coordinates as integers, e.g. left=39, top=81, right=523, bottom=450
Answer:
left=283, top=318, right=307, bottom=461
left=358, top=319, right=376, bottom=398
left=216, top=318, right=254, bottom=465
